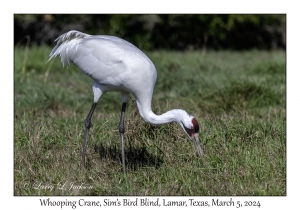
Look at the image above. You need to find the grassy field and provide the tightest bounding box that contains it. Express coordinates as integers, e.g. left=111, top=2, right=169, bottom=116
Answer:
left=14, top=45, right=286, bottom=196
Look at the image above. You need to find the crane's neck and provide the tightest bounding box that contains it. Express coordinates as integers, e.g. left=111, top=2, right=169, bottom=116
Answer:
left=136, top=98, right=184, bottom=125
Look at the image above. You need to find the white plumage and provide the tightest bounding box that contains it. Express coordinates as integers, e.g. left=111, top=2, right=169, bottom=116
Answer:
left=48, top=30, right=203, bottom=173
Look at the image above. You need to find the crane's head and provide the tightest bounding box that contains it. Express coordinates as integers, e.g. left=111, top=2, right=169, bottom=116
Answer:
left=178, top=111, right=203, bottom=158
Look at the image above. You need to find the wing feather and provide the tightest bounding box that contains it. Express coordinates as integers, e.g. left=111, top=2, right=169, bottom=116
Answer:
left=47, top=30, right=90, bottom=67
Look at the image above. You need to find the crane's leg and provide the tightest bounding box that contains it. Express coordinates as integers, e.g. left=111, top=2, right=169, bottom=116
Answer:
left=119, top=93, right=129, bottom=174
left=81, top=82, right=103, bottom=166
left=119, top=102, right=127, bottom=174
left=82, top=102, right=97, bottom=166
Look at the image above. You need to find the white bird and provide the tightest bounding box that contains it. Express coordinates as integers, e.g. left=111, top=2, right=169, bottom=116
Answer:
left=48, top=30, right=203, bottom=173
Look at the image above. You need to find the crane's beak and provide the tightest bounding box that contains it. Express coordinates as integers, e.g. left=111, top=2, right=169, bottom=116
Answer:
left=192, top=133, right=203, bottom=158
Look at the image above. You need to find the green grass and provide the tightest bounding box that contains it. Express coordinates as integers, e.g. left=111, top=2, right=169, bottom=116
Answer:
left=14, top=45, right=286, bottom=196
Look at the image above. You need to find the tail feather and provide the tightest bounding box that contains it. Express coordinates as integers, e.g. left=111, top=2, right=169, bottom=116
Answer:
left=47, top=30, right=90, bottom=67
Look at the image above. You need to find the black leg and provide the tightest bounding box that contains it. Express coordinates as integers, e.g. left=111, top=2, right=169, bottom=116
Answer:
left=119, top=103, right=127, bottom=174
left=82, top=102, right=97, bottom=166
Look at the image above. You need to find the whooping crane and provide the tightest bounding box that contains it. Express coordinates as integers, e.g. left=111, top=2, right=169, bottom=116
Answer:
left=48, top=30, right=203, bottom=173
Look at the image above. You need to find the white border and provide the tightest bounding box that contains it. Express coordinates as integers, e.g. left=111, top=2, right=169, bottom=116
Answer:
left=3, top=1, right=299, bottom=209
